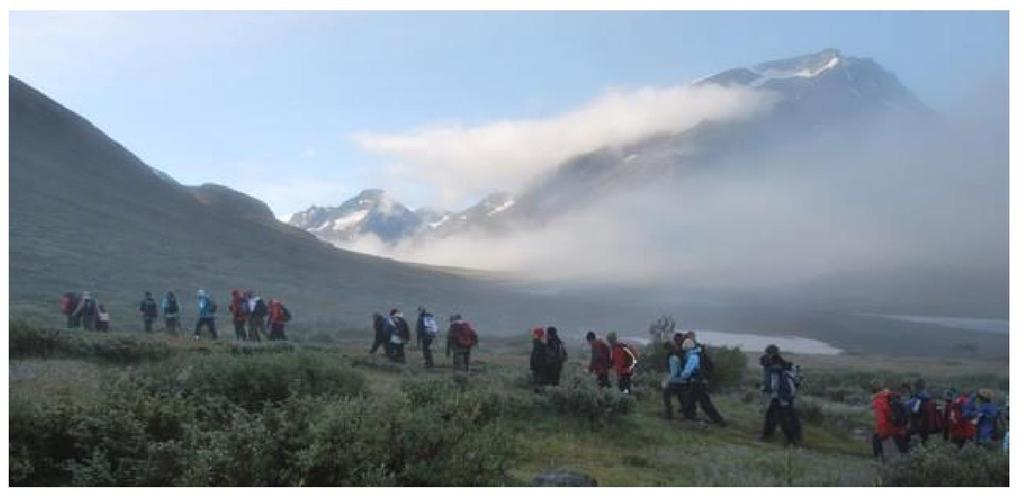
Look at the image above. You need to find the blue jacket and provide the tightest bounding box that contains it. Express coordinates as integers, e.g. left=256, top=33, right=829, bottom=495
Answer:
left=680, top=346, right=701, bottom=381
left=666, top=353, right=687, bottom=384
left=197, top=296, right=215, bottom=318
left=973, top=401, right=1000, bottom=443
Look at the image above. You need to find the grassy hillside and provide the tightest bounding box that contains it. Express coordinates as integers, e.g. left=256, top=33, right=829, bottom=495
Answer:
left=9, top=321, right=1009, bottom=486
left=7, top=76, right=622, bottom=335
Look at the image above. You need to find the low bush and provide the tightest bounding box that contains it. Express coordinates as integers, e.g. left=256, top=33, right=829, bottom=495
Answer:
left=880, top=441, right=1009, bottom=486
left=10, top=320, right=173, bottom=364
left=534, top=377, right=635, bottom=425
left=136, top=352, right=366, bottom=410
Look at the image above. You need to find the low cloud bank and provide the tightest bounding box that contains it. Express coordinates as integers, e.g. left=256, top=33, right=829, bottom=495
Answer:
left=354, top=83, right=778, bottom=205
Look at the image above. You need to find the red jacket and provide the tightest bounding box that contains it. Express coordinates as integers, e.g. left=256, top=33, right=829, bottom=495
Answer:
left=872, top=390, right=907, bottom=438
left=268, top=301, right=288, bottom=325
left=947, top=395, right=977, bottom=441
left=610, top=342, right=637, bottom=376
left=229, top=295, right=247, bottom=321
left=589, top=340, right=612, bottom=375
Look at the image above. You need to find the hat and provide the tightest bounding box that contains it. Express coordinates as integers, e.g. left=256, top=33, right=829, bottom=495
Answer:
left=978, top=388, right=995, bottom=401
left=197, top=289, right=206, bottom=296
left=606, top=332, right=618, bottom=343
left=765, top=344, right=780, bottom=356
left=943, top=388, right=958, bottom=400
left=532, top=327, right=545, bottom=339
left=450, top=313, right=462, bottom=323
left=681, top=338, right=696, bottom=351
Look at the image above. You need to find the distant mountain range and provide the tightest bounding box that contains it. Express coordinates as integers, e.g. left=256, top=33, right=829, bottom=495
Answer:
left=287, top=49, right=928, bottom=249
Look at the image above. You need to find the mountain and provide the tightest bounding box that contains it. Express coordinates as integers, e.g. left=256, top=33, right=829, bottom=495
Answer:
left=288, top=190, right=515, bottom=247
left=6, top=75, right=584, bottom=334
left=287, top=189, right=424, bottom=247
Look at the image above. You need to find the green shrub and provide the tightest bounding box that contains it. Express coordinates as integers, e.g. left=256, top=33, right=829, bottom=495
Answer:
left=880, top=441, right=1009, bottom=486
left=9, top=320, right=173, bottom=364
left=534, top=377, right=635, bottom=425
left=136, top=352, right=366, bottom=410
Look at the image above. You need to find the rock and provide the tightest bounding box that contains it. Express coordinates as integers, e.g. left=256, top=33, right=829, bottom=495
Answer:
left=531, top=470, right=598, bottom=487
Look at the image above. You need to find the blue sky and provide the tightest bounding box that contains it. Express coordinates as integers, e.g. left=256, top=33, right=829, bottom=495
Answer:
left=9, top=11, right=1008, bottom=217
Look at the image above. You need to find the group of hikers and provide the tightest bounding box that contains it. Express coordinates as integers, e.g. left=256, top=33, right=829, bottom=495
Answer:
left=60, top=289, right=293, bottom=341
left=59, top=291, right=1009, bottom=456
left=370, top=308, right=479, bottom=371
left=59, top=291, right=111, bottom=332
left=870, top=379, right=1007, bottom=458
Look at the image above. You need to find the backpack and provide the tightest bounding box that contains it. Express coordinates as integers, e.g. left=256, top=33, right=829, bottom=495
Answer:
left=143, top=299, right=158, bottom=317
left=698, top=345, right=715, bottom=377
left=165, top=297, right=179, bottom=315
left=453, top=322, right=475, bottom=348
left=888, top=394, right=910, bottom=427
left=422, top=314, right=438, bottom=336
left=208, top=299, right=218, bottom=314
left=770, top=364, right=800, bottom=402
left=922, top=398, right=945, bottom=434
left=253, top=298, right=267, bottom=316
left=282, top=306, right=292, bottom=323
left=81, top=298, right=96, bottom=316
left=618, top=343, right=639, bottom=371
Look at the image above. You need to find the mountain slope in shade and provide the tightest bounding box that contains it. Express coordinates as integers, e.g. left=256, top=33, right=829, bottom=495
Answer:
left=6, top=75, right=570, bottom=333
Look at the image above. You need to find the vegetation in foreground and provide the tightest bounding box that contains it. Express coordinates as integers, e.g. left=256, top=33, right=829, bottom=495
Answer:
left=8, top=321, right=1009, bottom=486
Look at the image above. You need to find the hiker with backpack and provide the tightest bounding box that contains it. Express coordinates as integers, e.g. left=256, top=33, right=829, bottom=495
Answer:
left=246, top=291, right=269, bottom=342
left=547, top=326, right=568, bottom=386
left=370, top=312, right=388, bottom=355
left=386, top=308, right=411, bottom=363
left=416, top=307, right=439, bottom=368
left=446, top=314, right=478, bottom=372
left=679, top=336, right=726, bottom=425
left=969, top=388, right=1002, bottom=446
left=759, top=345, right=802, bottom=445
left=661, top=342, right=689, bottom=420
left=947, top=389, right=978, bottom=448
left=530, top=327, right=560, bottom=390
left=906, top=378, right=944, bottom=445
left=267, top=299, right=291, bottom=341
left=194, top=289, right=218, bottom=340
left=607, top=332, right=638, bottom=394
left=60, top=291, right=80, bottom=328
left=586, top=331, right=612, bottom=388
left=162, top=291, right=181, bottom=336
left=229, top=290, right=249, bottom=342
left=138, top=291, right=159, bottom=333
left=870, top=380, right=910, bottom=458
left=96, top=304, right=111, bottom=332
left=72, top=291, right=99, bottom=331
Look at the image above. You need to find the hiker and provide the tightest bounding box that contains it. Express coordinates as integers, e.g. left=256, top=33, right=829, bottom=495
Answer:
left=760, top=345, right=802, bottom=445
left=228, top=290, right=249, bottom=341
left=416, top=307, right=439, bottom=368
left=60, top=292, right=80, bottom=328
left=267, top=299, right=291, bottom=341
left=662, top=342, right=688, bottom=420
left=96, top=304, right=111, bottom=332
left=72, top=291, right=99, bottom=331
left=906, top=378, right=943, bottom=445
left=680, top=337, right=725, bottom=425
left=386, top=308, right=411, bottom=363
left=139, top=291, right=159, bottom=333
left=530, top=327, right=557, bottom=390
left=607, top=332, right=638, bottom=394
left=446, top=314, right=478, bottom=372
left=547, top=326, right=568, bottom=386
left=370, top=312, right=388, bottom=355
left=941, top=388, right=957, bottom=442
left=586, top=331, right=612, bottom=388
left=970, top=388, right=1001, bottom=446
left=870, top=380, right=910, bottom=458
left=162, top=291, right=181, bottom=336
left=246, top=291, right=269, bottom=342
left=947, top=389, right=977, bottom=448
left=194, top=289, right=218, bottom=340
